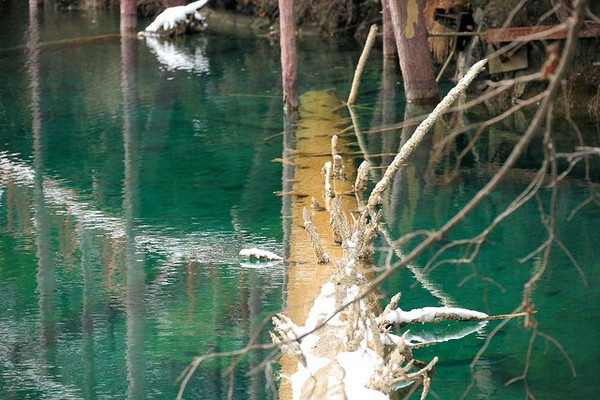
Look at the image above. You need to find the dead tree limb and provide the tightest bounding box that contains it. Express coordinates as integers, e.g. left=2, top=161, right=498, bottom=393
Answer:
left=347, top=24, right=379, bottom=105
left=368, top=58, right=488, bottom=207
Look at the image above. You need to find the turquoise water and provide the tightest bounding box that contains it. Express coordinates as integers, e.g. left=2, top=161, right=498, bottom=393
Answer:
left=1, top=5, right=599, bottom=400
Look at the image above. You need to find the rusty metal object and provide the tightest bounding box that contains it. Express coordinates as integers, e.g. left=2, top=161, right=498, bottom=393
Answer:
left=488, top=44, right=528, bottom=74
left=486, top=24, right=600, bottom=43
left=433, top=6, right=475, bottom=50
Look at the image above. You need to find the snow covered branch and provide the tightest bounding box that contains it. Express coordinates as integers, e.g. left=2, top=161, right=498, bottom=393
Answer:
left=377, top=305, right=488, bottom=327
left=239, top=247, right=283, bottom=261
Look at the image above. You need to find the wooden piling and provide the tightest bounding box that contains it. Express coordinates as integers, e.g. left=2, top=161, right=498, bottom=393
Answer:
left=279, top=0, right=298, bottom=111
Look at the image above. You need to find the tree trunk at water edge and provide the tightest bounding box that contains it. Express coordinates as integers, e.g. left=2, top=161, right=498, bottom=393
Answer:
left=279, top=0, right=298, bottom=111
left=388, top=0, right=438, bottom=104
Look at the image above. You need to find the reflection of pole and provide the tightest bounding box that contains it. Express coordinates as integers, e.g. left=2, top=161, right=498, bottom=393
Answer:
left=380, top=56, right=397, bottom=168
left=29, top=0, right=43, bottom=9
left=121, top=32, right=147, bottom=400
left=79, top=224, right=97, bottom=399
left=28, top=0, right=56, bottom=355
left=384, top=102, right=455, bottom=307
left=388, top=103, right=433, bottom=228
left=208, top=267, right=224, bottom=398
left=281, top=113, right=297, bottom=264
left=247, top=271, right=266, bottom=400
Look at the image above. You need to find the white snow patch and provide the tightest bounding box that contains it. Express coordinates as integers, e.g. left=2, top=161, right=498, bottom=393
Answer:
left=337, top=349, right=387, bottom=400
left=239, top=247, right=282, bottom=261
left=378, top=306, right=489, bottom=325
left=303, top=281, right=342, bottom=328
left=144, top=0, right=209, bottom=33
left=345, top=284, right=360, bottom=303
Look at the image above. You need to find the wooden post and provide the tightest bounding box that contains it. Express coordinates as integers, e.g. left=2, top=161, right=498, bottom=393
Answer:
left=381, top=0, right=397, bottom=59
left=120, top=0, right=137, bottom=33
left=279, top=0, right=298, bottom=111
left=388, top=0, right=438, bottom=104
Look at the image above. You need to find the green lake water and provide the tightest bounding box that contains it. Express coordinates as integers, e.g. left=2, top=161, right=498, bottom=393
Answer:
left=1, top=4, right=599, bottom=399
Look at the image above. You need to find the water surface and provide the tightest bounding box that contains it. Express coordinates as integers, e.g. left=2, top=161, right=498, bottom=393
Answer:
left=1, top=5, right=599, bottom=400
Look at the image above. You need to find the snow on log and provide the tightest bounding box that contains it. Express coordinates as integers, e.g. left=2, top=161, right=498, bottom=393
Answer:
left=377, top=304, right=489, bottom=327
left=139, top=0, right=209, bottom=38
left=239, top=247, right=283, bottom=261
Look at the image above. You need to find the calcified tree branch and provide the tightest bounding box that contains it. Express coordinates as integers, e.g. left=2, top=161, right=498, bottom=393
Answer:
left=347, top=24, right=378, bottom=106
left=368, top=58, right=488, bottom=207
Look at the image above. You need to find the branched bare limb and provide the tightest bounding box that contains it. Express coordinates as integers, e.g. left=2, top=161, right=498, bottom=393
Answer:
left=422, top=160, right=547, bottom=276
left=537, top=331, right=577, bottom=377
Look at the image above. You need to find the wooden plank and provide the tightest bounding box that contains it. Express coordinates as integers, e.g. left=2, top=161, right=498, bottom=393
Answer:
left=486, top=24, right=600, bottom=43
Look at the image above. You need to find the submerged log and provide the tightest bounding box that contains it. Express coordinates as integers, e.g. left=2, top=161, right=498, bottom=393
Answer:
left=278, top=90, right=356, bottom=399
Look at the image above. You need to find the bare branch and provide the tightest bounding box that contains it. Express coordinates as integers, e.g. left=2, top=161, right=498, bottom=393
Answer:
left=368, top=59, right=489, bottom=206
left=347, top=24, right=378, bottom=105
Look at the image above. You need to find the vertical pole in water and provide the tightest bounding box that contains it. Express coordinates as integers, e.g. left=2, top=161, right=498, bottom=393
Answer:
left=381, top=0, right=397, bottom=59
left=29, top=0, right=57, bottom=355
left=388, top=0, right=438, bottom=104
left=120, top=0, right=137, bottom=33
left=279, top=0, right=298, bottom=111
left=29, top=0, right=43, bottom=8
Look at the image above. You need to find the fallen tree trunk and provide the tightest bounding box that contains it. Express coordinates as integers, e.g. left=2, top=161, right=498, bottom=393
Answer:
left=277, top=90, right=359, bottom=399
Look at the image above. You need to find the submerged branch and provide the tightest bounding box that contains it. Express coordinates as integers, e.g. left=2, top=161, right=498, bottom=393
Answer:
left=302, top=207, right=330, bottom=263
